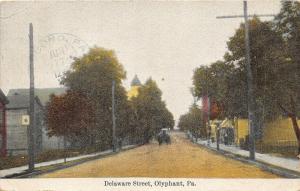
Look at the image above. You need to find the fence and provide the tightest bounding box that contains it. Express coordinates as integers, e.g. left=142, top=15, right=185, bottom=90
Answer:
left=206, top=117, right=299, bottom=158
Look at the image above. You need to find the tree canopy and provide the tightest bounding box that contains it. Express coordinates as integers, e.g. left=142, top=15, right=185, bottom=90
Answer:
left=46, top=47, right=135, bottom=149
left=178, top=104, right=205, bottom=138
left=131, top=78, right=174, bottom=143
left=46, top=47, right=174, bottom=149
left=191, top=1, right=300, bottom=153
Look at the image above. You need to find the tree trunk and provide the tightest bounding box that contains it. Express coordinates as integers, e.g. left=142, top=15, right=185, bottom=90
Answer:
left=290, top=115, right=300, bottom=154
left=279, top=97, right=300, bottom=155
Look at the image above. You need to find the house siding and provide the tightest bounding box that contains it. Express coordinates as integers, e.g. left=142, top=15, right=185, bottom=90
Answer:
left=0, top=102, right=7, bottom=156
left=6, top=102, right=43, bottom=156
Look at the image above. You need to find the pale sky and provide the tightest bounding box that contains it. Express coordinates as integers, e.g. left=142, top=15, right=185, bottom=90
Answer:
left=0, top=0, right=281, bottom=123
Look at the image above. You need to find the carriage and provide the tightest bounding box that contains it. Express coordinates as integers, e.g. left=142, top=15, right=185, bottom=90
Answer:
left=157, top=128, right=171, bottom=145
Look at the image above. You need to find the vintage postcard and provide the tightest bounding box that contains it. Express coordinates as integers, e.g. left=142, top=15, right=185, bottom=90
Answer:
left=0, top=0, right=300, bottom=190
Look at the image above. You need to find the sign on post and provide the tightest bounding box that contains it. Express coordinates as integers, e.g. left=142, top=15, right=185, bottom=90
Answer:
left=21, top=115, right=30, bottom=126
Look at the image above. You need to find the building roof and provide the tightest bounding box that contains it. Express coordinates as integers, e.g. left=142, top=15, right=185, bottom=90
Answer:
left=6, top=93, right=42, bottom=109
left=0, top=89, right=9, bottom=104
left=131, top=75, right=141, bottom=87
left=7, top=93, right=29, bottom=109
left=7, top=87, right=66, bottom=108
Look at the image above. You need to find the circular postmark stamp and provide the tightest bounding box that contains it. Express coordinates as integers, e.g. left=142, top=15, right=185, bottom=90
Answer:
left=35, top=33, right=89, bottom=79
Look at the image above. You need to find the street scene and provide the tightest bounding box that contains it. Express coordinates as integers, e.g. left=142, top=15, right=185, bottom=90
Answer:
left=0, top=0, right=300, bottom=182
left=38, top=132, right=278, bottom=178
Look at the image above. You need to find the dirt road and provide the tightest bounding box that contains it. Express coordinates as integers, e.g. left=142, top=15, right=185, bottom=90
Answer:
left=38, top=131, right=279, bottom=178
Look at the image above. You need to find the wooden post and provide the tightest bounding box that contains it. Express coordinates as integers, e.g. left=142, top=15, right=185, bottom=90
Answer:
left=28, top=23, right=35, bottom=171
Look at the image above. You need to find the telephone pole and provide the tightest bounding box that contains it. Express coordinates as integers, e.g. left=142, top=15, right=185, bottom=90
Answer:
left=28, top=23, right=35, bottom=171
left=112, top=80, right=117, bottom=152
left=216, top=1, right=275, bottom=160
left=207, top=96, right=211, bottom=146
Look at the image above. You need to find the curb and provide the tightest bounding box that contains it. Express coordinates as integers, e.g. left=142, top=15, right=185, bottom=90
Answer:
left=190, top=139, right=300, bottom=178
left=4, top=144, right=141, bottom=178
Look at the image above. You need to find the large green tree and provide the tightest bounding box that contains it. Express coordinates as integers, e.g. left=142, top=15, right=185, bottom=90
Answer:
left=192, top=2, right=300, bottom=155
left=193, top=18, right=286, bottom=139
left=193, top=61, right=235, bottom=119
left=273, top=1, right=300, bottom=154
left=225, top=17, right=286, bottom=138
left=178, top=104, right=205, bottom=138
left=59, top=47, right=133, bottom=149
left=131, top=78, right=174, bottom=143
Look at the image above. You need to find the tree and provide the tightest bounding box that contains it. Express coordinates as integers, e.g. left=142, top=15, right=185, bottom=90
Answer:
left=57, top=47, right=132, bottom=149
left=194, top=18, right=286, bottom=139
left=131, top=78, right=174, bottom=143
left=192, top=3, right=300, bottom=155
left=178, top=104, right=205, bottom=138
left=193, top=61, right=234, bottom=119
left=273, top=1, right=300, bottom=154
left=225, top=17, right=286, bottom=123
left=45, top=91, right=95, bottom=147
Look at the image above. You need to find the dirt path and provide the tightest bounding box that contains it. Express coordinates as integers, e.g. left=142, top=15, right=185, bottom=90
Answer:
left=38, top=131, right=279, bottom=178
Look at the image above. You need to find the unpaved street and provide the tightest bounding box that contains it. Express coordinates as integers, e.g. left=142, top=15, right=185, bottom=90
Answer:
left=39, top=132, right=279, bottom=178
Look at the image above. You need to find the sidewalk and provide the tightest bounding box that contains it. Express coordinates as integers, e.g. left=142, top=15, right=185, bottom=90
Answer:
left=194, top=138, right=300, bottom=174
left=0, top=145, right=135, bottom=178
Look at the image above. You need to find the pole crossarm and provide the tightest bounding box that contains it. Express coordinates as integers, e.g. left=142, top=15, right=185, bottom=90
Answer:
left=216, top=14, right=275, bottom=19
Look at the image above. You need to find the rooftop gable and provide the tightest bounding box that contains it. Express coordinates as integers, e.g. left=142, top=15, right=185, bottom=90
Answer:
left=0, top=89, right=9, bottom=104
left=7, top=87, right=66, bottom=106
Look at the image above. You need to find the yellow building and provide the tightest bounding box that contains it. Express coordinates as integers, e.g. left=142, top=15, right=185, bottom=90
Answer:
left=232, top=117, right=299, bottom=147
left=233, top=118, right=249, bottom=145
left=262, top=117, right=299, bottom=147
left=209, top=117, right=299, bottom=149
left=127, top=75, right=142, bottom=100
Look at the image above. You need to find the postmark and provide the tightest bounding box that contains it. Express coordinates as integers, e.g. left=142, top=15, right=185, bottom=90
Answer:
left=35, top=33, right=89, bottom=79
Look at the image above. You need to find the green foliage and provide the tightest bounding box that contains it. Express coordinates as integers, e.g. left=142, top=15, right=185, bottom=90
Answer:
left=47, top=47, right=134, bottom=149
left=273, top=1, right=300, bottom=117
left=131, top=78, right=174, bottom=143
left=226, top=18, right=287, bottom=122
left=178, top=104, right=205, bottom=138
left=193, top=61, right=235, bottom=118
left=46, top=46, right=174, bottom=148
left=192, top=2, right=300, bottom=140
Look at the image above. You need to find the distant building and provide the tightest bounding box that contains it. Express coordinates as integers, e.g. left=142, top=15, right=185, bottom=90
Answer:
left=6, top=88, right=66, bottom=156
left=127, top=75, right=142, bottom=100
left=0, top=89, right=9, bottom=157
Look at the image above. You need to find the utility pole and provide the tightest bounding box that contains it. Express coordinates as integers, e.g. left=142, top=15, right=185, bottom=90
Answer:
left=216, top=122, right=221, bottom=151
left=207, top=96, right=211, bottom=146
left=205, top=69, right=211, bottom=146
left=216, top=1, right=275, bottom=160
left=28, top=23, right=35, bottom=171
left=112, top=80, right=116, bottom=152
left=63, top=134, right=67, bottom=163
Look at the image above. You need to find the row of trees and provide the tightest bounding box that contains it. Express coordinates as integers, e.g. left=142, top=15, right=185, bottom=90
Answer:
left=178, top=104, right=206, bottom=138
left=45, top=47, right=174, bottom=150
left=131, top=79, right=175, bottom=143
left=185, top=1, right=299, bottom=152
